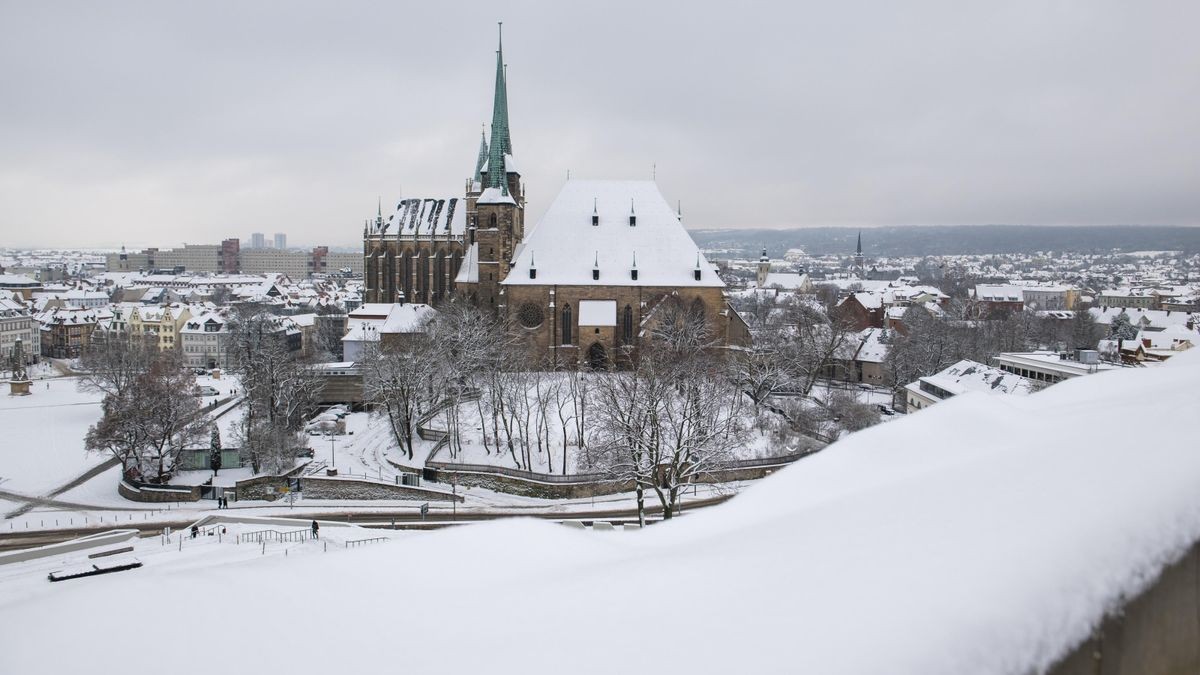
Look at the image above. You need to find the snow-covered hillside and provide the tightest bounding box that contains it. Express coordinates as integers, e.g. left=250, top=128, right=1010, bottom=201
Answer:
left=2, top=354, right=1198, bottom=674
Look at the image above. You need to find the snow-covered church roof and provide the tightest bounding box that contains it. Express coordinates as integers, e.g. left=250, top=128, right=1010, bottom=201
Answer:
left=382, top=198, right=466, bottom=237
left=503, top=180, right=722, bottom=289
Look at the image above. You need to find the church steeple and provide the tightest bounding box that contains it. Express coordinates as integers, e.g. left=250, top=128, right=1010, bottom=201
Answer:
left=486, top=22, right=513, bottom=192
left=854, top=230, right=865, bottom=275
left=473, top=127, right=489, bottom=185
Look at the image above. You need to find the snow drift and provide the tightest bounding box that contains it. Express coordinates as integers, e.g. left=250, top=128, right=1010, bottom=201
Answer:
left=2, top=353, right=1199, bottom=674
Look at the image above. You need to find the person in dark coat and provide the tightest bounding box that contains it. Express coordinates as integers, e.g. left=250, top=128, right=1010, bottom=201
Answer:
left=311, top=520, right=319, bottom=539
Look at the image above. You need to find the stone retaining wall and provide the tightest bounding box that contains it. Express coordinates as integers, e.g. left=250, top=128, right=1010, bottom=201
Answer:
left=423, top=459, right=798, bottom=500
left=233, top=463, right=309, bottom=502
left=301, top=476, right=462, bottom=502
left=118, top=480, right=200, bottom=503
left=425, top=467, right=632, bottom=500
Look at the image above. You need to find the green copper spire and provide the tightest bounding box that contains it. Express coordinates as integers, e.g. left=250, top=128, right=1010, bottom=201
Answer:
left=473, top=126, right=488, bottom=184
left=487, top=22, right=512, bottom=192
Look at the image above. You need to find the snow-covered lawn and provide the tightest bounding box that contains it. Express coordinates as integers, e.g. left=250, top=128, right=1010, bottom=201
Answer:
left=0, top=378, right=107, bottom=495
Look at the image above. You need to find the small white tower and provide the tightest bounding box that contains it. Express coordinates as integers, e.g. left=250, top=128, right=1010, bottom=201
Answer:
left=756, top=248, right=771, bottom=287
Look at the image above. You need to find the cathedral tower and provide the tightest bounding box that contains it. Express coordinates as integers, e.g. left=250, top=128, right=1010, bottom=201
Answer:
left=472, top=23, right=525, bottom=312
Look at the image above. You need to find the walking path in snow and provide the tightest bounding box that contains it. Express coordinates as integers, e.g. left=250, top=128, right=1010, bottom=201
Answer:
left=2, top=457, right=123, bottom=519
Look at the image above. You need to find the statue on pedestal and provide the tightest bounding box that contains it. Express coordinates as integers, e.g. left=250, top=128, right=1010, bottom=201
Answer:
left=8, top=338, right=31, bottom=396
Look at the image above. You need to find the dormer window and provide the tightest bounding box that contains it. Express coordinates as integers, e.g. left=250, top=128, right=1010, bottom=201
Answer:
left=631, top=269, right=638, bottom=281
left=529, top=268, right=537, bottom=279
left=593, top=269, right=600, bottom=281
left=694, top=268, right=702, bottom=281
left=629, top=199, right=636, bottom=226
left=592, top=197, right=599, bottom=226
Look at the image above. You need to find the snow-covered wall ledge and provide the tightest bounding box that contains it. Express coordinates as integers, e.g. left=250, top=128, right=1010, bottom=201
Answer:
left=1046, top=540, right=1199, bottom=674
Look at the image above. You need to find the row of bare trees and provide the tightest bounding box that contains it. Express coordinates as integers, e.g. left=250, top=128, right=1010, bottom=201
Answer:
left=360, top=298, right=751, bottom=524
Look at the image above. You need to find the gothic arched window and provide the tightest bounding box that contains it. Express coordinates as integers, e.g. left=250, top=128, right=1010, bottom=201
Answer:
left=561, top=304, right=573, bottom=345
left=622, top=305, right=633, bottom=344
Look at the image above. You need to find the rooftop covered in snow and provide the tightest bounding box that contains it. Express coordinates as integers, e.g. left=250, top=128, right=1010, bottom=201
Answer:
left=503, top=180, right=722, bottom=289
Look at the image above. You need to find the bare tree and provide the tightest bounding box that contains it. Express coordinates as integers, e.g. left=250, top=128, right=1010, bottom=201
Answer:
left=85, top=354, right=206, bottom=482
left=588, top=322, right=747, bottom=521
left=777, top=299, right=856, bottom=396
left=77, top=333, right=157, bottom=397
left=228, top=308, right=321, bottom=474
left=360, top=336, right=434, bottom=461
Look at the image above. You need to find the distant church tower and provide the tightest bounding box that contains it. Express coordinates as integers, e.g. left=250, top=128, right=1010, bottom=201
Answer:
left=854, top=231, right=865, bottom=275
left=756, top=248, right=771, bottom=287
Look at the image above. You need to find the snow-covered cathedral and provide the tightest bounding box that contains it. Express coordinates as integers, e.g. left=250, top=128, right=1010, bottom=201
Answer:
left=363, top=28, right=749, bottom=367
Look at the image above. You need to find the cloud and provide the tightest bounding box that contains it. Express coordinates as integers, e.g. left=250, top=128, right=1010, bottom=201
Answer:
left=1, top=0, right=1197, bottom=248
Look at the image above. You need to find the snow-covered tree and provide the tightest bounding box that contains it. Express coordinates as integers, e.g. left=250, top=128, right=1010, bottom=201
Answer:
left=1109, top=311, right=1139, bottom=340
left=77, top=333, right=157, bottom=398
left=227, top=307, right=321, bottom=474
left=209, top=426, right=222, bottom=475
left=587, top=320, right=746, bottom=522
left=360, top=335, right=435, bottom=461
left=86, top=355, right=206, bottom=482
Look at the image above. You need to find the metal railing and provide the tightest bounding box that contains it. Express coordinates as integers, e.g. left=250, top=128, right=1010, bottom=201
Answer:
left=236, top=528, right=310, bottom=545
left=345, top=537, right=388, bottom=548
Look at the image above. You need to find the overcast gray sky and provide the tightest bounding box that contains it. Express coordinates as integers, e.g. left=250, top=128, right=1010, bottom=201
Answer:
left=1, top=1, right=1198, bottom=249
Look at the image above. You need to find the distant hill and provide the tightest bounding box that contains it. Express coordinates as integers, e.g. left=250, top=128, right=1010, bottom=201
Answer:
left=689, top=225, right=1200, bottom=257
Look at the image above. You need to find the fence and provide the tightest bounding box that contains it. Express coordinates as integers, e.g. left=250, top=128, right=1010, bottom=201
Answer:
left=236, top=529, right=310, bottom=545
left=345, top=537, right=388, bottom=548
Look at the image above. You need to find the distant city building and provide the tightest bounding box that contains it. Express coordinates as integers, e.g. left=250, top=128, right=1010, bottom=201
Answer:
left=993, top=350, right=1114, bottom=384
left=104, top=240, right=240, bottom=274
left=1, top=295, right=40, bottom=364
left=0, top=274, right=42, bottom=301
left=274, top=233, right=287, bottom=250
left=755, top=249, right=812, bottom=292
left=250, top=232, right=266, bottom=249
left=105, top=241, right=360, bottom=277
left=904, top=359, right=1032, bottom=411
left=36, top=306, right=105, bottom=358
left=180, top=312, right=231, bottom=370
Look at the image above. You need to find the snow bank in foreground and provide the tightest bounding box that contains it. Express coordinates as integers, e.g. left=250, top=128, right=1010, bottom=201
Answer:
left=2, top=354, right=1199, bottom=674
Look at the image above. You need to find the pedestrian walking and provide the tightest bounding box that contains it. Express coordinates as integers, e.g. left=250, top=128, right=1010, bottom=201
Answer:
left=311, top=520, right=319, bottom=539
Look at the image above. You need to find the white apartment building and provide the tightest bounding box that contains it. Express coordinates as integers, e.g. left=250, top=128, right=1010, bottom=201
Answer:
left=180, top=312, right=231, bottom=370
